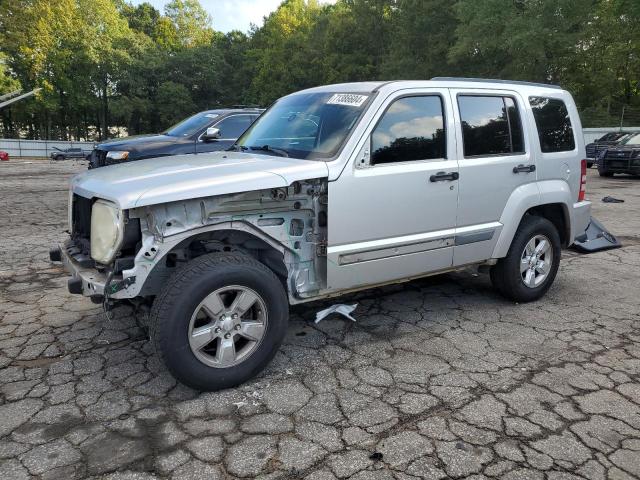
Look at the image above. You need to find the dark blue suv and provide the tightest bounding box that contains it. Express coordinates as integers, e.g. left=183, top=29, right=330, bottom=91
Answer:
left=89, top=107, right=263, bottom=168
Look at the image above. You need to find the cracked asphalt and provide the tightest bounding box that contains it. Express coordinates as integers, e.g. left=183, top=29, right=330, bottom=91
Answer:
left=1, top=159, right=639, bottom=480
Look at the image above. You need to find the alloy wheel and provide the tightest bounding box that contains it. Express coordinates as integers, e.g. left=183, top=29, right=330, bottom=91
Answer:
left=188, top=285, right=268, bottom=368
left=520, top=234, right=553, bottom=289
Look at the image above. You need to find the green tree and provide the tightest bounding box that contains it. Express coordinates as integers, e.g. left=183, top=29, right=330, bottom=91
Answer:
left=380, top=0, right=460, bottom=79
left=451, top=0, right=593, bottom=83
left=165, top=0, right=214, bottom=47
left=245, top=0, right=325, bottom=104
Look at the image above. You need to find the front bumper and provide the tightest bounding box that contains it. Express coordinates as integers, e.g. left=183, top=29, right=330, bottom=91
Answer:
left=598, top=158, right=640, bottom=173
left=54, top=240, right=107, bottom=297
left=52, top=237, right=143, bottom=299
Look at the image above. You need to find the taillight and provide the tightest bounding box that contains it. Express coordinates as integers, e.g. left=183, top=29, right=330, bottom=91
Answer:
left=578, top=159, right=587, bottom=201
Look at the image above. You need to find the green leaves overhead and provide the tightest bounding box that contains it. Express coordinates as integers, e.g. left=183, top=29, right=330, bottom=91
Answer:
left=1, top=0, right=639, bottom=140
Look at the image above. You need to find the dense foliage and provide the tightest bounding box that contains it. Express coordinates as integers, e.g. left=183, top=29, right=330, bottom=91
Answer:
left=1, top=0, right=639, bottom=140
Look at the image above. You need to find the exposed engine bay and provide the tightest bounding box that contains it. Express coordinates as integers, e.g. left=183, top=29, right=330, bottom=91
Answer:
left=123, top=179, right=329, bottom=303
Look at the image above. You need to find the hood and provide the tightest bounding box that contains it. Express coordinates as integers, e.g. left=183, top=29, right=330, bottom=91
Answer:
left=97, top=134, right=179, bottom=151
left=71, top=151, right=329, bottom=209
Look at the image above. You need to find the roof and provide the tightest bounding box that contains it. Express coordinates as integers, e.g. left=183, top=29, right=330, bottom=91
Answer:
left=430, top=77, right=562, bottom=90
left=293, top=78, right=564, bottom=95
left=295, top=82, right=387, bottom=94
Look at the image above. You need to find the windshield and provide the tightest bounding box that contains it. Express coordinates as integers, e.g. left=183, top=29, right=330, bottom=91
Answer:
left=236, top=92, right=371, bottom=159
left=622, top=133, right=640, bottom=146
left=165, top=112, right=219, bottom=137
left=598, top=132, right=625, bottom=142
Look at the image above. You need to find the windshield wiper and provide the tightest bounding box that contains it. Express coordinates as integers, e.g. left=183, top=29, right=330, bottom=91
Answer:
left=248, top=145, right=289, bottom=157
left=227, top=144, right=249, bottom=152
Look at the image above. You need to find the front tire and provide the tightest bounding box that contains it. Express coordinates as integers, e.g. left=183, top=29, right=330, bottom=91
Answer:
left=490, top=216, right=561, bottom=302
left=149, top=252, right=289, bottom=391
left=55, top=155, right=64, bottom=161
left=599, top=169, right=613, bottom=177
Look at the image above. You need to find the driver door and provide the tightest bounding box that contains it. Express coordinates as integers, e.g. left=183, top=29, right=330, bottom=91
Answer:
left=327, top=89, right=459, bottom=291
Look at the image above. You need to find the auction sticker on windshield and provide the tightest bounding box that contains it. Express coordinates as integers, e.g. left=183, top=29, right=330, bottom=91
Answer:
left=327, top=94, right=369, bottom=107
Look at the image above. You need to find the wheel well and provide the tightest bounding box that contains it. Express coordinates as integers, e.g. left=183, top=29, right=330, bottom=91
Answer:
left=525, top=203, right=569, bottom=247
left=180, top=230, right=288, bottom=280
left=141, top=229, right=289, bottom=297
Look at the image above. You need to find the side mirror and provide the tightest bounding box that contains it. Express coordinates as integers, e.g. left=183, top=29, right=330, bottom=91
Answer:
left=202, top=127, right=221, bottom=141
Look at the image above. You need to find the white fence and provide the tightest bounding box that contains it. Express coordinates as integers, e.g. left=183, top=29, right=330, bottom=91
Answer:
left=582, top=127, right=639, bottom=145
left=0, top=139, right=94, bottom=158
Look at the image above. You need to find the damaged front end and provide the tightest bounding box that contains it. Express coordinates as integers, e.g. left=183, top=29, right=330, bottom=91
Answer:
left=52, top=179, right=329, bottom=306
left=50, top=193, right=142, bottom=303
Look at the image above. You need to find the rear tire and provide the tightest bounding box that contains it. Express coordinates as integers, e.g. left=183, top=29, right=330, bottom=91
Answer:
left=599, top=170, right=613, bottom=177
left=149, top=252, right=289, bottom=391
left=55, top=155, right=64, bottom=161
left=490, top=215, right=561, bottom=302
left=586, top=160, right=594, bottom=168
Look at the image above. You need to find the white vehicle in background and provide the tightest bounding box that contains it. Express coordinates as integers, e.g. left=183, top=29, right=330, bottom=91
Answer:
left=51, top=78, right=591, bottom=390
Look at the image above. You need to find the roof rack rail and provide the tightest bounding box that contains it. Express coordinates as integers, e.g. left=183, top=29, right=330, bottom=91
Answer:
left=430, top=77, right=562, bottom=90
left=230, top=104, right=263, bottom=109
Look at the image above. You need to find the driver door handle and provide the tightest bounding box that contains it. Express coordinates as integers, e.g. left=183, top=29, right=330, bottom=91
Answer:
left=513, top=164, right=536, bottom=174
left=430, top=171, right=459, bottom=182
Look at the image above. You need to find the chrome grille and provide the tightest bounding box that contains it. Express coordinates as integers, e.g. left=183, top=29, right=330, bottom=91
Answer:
left=604, top=150, right=633, bottom=160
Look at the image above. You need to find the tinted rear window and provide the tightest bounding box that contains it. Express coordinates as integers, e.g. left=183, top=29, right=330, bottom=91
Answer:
left=458, top=95, right=525, bottom=157
left=529, top=97, right=575, bottom=153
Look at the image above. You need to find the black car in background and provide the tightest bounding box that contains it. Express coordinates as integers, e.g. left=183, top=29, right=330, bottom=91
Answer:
left=585, top=131, right=634, bottom=167
left=90, top=107, right=263, bottom=168
left=597, top=132, right=640, bottom=177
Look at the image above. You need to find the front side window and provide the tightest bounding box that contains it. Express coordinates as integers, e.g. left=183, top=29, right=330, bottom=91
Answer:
left=215, top=115, right=253, bottom=139
left=165, top=112, right=219, bottom=137
left=529, top=97, right=575, bottom=153
left=237, top=92, right=370, bottom=160
left=371, top=96, right=446, bottom=165
left=458, top=95, right=525, bottom=157
left=598, top=132, right=625, bottom=143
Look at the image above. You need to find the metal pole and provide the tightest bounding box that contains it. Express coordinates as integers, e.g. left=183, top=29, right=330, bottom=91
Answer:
left=0, top=88, right=42, bottom=110
left=620, top=105, right=626, bottom=130
left=0, top=90, right=21, bottom=102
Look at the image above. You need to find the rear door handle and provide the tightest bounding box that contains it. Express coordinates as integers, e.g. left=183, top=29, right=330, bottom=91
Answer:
left=513, top=164, right=536, bottom=173
left=430, top=171, right=459, bottom=182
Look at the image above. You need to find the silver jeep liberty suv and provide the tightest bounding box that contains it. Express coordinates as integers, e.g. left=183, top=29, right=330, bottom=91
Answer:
left=51, top=78, right=591, bottom=390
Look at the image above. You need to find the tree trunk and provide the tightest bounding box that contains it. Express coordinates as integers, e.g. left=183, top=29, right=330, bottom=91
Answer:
left=96, top=109, right=102, bottom=141
left=102, top=76, right=109, bottom=139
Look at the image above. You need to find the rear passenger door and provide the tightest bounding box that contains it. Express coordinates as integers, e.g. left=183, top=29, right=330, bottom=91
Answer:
left=451, top=89, right=536, bottom=266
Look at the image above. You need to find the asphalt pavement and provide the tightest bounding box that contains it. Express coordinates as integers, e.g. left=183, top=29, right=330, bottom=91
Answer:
left=0, top=159, right=639, bottom=479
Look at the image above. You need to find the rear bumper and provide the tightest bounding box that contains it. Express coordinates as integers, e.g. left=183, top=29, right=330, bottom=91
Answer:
left=571, top=201, right=591, bottom=244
